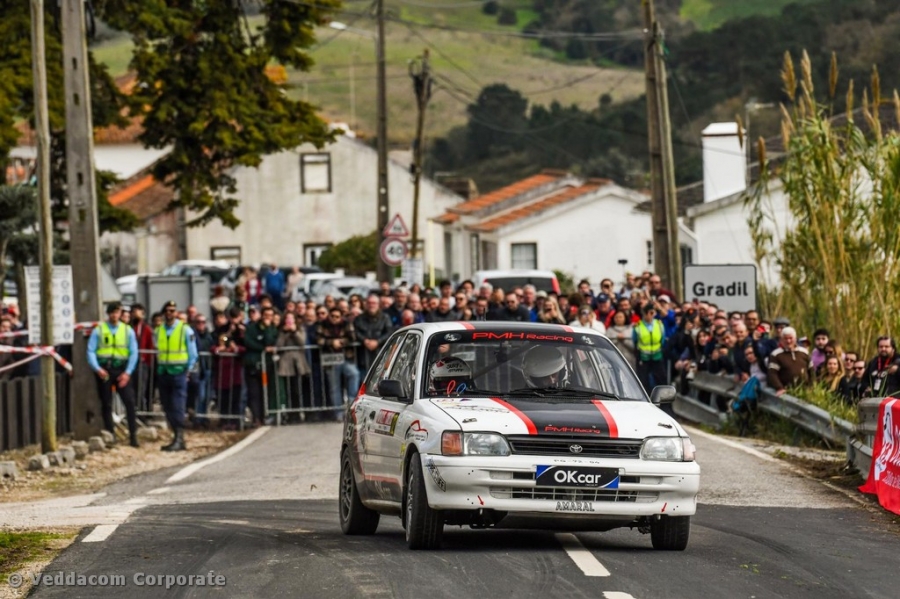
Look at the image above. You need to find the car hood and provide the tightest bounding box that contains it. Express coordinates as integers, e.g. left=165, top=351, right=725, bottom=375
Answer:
left=429, top=397, right=683, bottom=439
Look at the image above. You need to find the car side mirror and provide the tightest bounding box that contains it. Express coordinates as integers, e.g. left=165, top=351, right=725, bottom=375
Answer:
left=379, top=379, right=411, bottom=403
left=650, top=385, right=676, bottom=405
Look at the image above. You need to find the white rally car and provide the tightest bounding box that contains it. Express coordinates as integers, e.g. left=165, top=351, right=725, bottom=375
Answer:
left=339, top=322, right=700, bottom=550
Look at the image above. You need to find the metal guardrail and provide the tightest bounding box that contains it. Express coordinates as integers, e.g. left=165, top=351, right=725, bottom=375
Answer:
left=678, top=371, right=877, bottom=479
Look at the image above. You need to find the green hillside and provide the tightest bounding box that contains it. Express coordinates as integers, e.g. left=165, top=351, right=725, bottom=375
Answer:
left=90, top=1, right=644, bottom=144
left=681, top=0, right=818, bottom=31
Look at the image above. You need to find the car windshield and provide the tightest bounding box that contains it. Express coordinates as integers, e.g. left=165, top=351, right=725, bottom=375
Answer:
left=422, top=330, right=647, bottom=401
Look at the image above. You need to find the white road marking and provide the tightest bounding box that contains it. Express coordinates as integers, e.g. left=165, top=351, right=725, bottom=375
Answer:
left=165, top=426, right=271, bottom=484
left=82, top=524, right=119, bottom=543
left=603, top=593, right=637, bottom=599
left=555, top=533, right=611, bottom=577
left=146, top=487, right=171, bottom=495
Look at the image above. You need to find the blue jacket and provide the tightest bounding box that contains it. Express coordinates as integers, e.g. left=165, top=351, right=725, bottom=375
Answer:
left=264, top=270, right=286, bottom=295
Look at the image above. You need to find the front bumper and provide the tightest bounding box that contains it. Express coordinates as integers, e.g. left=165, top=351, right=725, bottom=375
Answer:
left=420, top=453, right=700, bottom=518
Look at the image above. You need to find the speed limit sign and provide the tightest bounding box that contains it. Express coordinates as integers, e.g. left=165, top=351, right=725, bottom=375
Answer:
left=379, top=238, right=408, bottom=267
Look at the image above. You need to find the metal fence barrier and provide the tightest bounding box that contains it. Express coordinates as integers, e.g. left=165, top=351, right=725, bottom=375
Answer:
left=134, top=343, right=363, bottom=428
left=675, top=370, right=878, bottom=479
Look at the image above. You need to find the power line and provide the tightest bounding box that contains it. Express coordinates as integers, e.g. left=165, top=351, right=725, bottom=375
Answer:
left=397, top=0, right=489, bottom=7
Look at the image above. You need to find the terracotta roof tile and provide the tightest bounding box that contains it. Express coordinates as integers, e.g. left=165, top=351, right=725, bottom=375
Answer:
left=109, top=174, right=156, bottom=206
left=108, top=173, right=174, bottom=220
left=449, top=172, right=562, bottom=215
left=433, top=213, right=459, bottom=224
left=469, top=182, right=608, bottom=233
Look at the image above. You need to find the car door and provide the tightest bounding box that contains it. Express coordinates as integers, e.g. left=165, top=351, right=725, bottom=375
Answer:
left=356, top=332, right=405, bottom=499
left=364, top=331, right=422, bottom=502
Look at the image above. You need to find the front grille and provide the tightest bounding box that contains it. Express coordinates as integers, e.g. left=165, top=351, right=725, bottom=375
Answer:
left=507, top=436, right=642, bottom=458
left=489, top=486, right=658, bottom=503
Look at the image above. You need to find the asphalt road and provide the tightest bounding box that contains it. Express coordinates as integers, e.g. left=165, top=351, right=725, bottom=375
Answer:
left=23, top=425, right=900, bottom=599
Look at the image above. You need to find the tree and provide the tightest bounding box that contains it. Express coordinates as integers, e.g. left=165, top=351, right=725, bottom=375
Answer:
left=317, top=231, right=379, bottom=276
left=466, top=84, right=529, bottom=161
left=497, top=7, right=517, bottom=26
left=0, top=185, right=37, bottom=307
left=0, top=1, right=139, bottom=249
left=97, top=0, right=340, bottom=228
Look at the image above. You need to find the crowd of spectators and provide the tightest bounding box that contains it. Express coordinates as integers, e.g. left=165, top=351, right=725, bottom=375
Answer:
left=3, top=268, right=898, bottom=429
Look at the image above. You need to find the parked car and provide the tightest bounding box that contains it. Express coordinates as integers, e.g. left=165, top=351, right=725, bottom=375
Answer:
left=473, top=269, right=560, bottom=294
left=220, top=264, right=323, bottom=298
left=160, top=260, right=231, bottom=284
left=305, top=277, right=378, bottom=303
left=116, top=273, right=158, bottom=306
left=339, top=321, right=699, bottom=550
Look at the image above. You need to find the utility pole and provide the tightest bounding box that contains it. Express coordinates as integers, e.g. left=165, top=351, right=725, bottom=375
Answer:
left=30, top=0, right=57, bottom=453
left=409, top=49, right=432, bottom=260
left=63, top=0, right=104, bottom=440
left=375, top=0, right=391, bottom=282
left=642, top=0, right=682, bottom=301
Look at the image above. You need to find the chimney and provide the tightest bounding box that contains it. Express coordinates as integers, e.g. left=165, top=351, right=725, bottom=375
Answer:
left=701, top=122, right=746, bottom=203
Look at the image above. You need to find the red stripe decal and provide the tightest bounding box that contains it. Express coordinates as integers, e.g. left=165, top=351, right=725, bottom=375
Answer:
left=560, top=325, right=574, bottom=333
left=459, top=321, right=475, bottom=330
left=591, top=400, right=619, bottom=438
left=491, top=398, right=537, bottom=435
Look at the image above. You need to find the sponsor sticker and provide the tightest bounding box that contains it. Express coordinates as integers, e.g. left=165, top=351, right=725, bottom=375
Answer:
left=425, top=458, right=447, bottom=492
left=556, top=500, right=594, bottom=512
left=535, top=466, right=619, bottom=489
left=373, top=409, right=400, bottom=436
left=405, top=420, right=429, bottom=443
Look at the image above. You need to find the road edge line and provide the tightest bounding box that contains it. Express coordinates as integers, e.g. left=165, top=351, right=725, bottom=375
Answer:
left=684, top=425, right=871, bottom=508
left=165, top=426, right=271, bottom=484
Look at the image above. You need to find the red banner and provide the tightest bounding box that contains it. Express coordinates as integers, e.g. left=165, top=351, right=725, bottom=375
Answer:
left=860, top=398, right=900, bottom=514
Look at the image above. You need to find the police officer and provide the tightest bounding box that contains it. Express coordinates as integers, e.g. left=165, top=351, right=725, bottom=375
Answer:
left=87, top=301, right=140, bottom=447
left=155, top=300, right=198, bottom=451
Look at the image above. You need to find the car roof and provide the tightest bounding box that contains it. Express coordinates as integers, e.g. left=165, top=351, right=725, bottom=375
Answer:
left=398, top=320, right=608, bottom=340
left=474, top=269, right=557, bottom=278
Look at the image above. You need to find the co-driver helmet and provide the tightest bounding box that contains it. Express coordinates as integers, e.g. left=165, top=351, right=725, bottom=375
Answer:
left=428, top=357, right=473, bottom=394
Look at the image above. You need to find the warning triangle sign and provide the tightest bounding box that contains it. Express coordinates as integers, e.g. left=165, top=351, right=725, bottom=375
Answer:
left=383, top=213, right=410, bottom=237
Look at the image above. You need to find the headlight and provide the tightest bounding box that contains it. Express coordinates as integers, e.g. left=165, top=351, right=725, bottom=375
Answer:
left=641, top=437, right=694, bottom=461
left=442, top=432, right=510, bottom=456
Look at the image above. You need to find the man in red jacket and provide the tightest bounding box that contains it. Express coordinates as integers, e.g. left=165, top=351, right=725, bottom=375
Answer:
left=131, top=303, right=156, bottom=411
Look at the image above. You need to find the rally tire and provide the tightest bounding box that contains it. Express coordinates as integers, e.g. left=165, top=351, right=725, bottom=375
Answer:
left=650, top=515, right=690, bottom=551
left=339, top=448, right=380, bottom=535
left=405, top=453, right=444, bottom=549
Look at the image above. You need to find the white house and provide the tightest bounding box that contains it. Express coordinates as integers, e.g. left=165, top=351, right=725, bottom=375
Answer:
left=435, top=170, right=697, bottom=286
left=184, top=133, right=462, bottom=269
left=97, top=132, right=463, bottom=277
left=683, top=122, right=792, bottom=286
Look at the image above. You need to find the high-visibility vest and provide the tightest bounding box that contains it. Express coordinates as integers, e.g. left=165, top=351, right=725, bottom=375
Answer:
left=97, top=322, right=129, bottom=362
left=156, top=321, right=188, bottom=370
left=636, top=319, right=664, bottom=360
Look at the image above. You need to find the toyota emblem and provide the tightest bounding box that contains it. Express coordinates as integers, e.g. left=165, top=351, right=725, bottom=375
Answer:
left=569, top=444, right=583, bottom=454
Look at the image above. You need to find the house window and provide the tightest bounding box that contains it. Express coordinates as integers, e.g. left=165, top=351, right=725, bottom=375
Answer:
left=646, top=240, right=653, bottom=267
left=680, top=244, right=693, bottom=267
left=210, top=246, right=241, bottom=266
left=443, top=232, right=453, bottom=279
left=510, top=243, right=537, bottom=269
left=300, top=153, right=332, bottom=193
left=304, top=243, right=332, bottom=267
left=470, top=234, right=480, bottom=274
left=482, top=241, right=498, bottom=270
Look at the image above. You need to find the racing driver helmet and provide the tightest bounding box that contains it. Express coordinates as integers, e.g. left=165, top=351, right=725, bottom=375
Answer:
left=428, top=357, right=473, bottom=395
left=523, top=345, right=569, bottom=389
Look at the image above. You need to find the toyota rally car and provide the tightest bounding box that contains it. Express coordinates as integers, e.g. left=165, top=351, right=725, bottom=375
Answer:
left=338, top=322, right=699, bottom=550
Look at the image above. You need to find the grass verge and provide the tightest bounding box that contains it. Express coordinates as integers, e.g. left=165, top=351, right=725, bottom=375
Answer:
left=0, top=531, right=77, bottom=587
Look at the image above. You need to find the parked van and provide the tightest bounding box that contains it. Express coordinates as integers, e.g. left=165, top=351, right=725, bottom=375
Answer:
left=473, top=269, right=560, bottom=294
